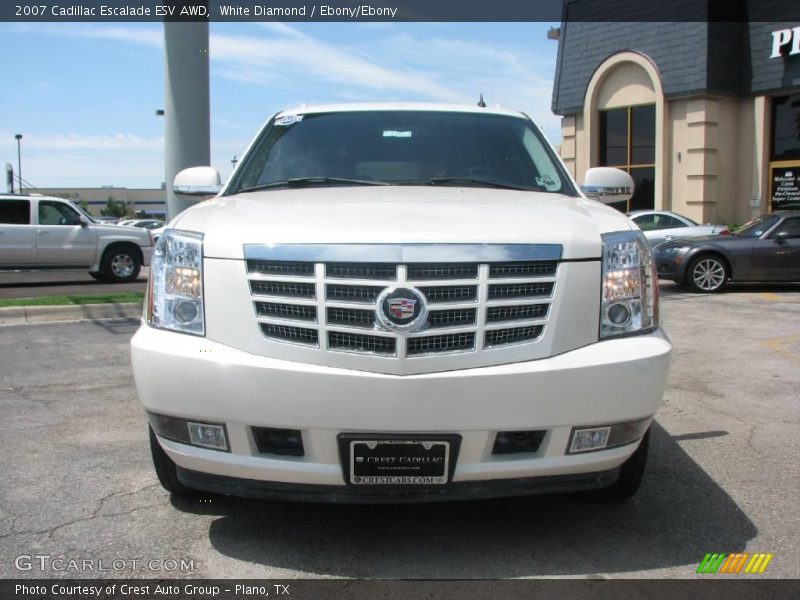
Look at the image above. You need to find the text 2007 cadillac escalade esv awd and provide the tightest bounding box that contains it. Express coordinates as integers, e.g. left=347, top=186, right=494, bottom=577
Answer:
left=131, top=104, right=671, bottom=502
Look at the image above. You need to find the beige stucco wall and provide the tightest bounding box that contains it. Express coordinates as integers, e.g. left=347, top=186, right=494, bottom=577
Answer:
left=558, top=50, right=770, bottom=227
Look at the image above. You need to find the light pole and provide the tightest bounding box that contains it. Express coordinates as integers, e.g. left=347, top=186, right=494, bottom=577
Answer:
left=14, top=134, right=22, bottom=193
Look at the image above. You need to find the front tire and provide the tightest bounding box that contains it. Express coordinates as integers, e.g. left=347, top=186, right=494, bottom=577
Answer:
left=100, top=245, right=141, bottom=283
left=591, top=429, right=650, bottom=501
left=686, top=254, right=728, bottom=293
left=149, top=426, right=192, bottom=496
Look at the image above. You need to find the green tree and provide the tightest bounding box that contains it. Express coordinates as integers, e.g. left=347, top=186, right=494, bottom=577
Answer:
left=100, top=196, right=128, bottom=218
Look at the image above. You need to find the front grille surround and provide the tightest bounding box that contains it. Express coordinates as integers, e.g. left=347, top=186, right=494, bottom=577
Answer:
left=247, top=254, right=559, bottom=361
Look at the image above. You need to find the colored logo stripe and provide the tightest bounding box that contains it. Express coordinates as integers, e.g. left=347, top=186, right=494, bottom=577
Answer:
left=697, top=553, right=773, bottom=574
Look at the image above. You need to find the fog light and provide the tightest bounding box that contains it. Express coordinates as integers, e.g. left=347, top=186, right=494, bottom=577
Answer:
left=148, top=412, right=229, bottom=452
left=187, top=422, right=228, bottom=451
left=569, top=427, right=611, bottom=453
left=568, top=417, right=652, bottom=454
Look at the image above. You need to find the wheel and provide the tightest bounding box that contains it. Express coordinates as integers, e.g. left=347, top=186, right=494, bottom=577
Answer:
left=686, top=254, right=728, bottom=293
left=590, top=429, right=650, bottom=501
left=100, top=245, right=141, bottom=283
left=149, top=426, right=193, bottom=496
left=88, top=271, right=107, bottom=282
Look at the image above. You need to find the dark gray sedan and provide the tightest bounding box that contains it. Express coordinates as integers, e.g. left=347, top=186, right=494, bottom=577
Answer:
left=654, top=211, right=800, bottom=292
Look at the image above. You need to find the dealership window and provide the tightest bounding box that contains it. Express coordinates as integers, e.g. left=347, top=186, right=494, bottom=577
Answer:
left=599, top=104, right=655, bottom=212
left=769, top=94, right=800, bottom=211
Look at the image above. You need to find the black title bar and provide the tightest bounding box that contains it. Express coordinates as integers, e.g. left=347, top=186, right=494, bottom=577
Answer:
left=3, top=0, right=800, bottom=22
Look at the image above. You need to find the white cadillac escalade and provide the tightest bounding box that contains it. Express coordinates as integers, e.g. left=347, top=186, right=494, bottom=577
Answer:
left=131, top=103, right=671, bottom=502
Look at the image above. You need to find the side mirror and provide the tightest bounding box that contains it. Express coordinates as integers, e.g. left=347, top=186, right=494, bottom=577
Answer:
left=774, top=230, right=790, bottom=243
left=581, top=167, right=635, bottom=204
left=173, top=166, right=222, bottom=197
left=79, top=216, right=90, bottom=228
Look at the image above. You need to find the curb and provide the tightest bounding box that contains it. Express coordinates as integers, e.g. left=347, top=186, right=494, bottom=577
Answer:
left=0, top=302, right=143, bottom=326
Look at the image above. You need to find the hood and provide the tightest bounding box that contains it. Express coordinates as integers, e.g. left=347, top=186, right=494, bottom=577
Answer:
left=172, top=186, right=634, bottom=260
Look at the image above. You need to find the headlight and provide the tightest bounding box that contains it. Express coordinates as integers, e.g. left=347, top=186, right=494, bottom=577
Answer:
left=600, top=230, right=657, bottom=338
left=146, top=229, right=205, bottom=336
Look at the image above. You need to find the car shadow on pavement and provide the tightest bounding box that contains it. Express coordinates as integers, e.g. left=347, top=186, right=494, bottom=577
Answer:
left=171, top=422, right=757, bottom=577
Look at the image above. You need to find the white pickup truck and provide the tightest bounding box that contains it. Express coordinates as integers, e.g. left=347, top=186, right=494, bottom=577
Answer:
left=0, top=194, right=153, bottom=282
left=132, top=103, right=671, bottom=503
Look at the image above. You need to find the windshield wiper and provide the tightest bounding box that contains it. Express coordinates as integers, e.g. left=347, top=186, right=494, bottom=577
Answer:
left=415, top=177, right=541, bottom=192
left=237, top=177, right=389, bottom=193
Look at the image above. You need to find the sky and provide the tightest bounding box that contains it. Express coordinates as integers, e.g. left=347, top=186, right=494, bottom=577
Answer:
left=0, top=22, right=561, bottom=189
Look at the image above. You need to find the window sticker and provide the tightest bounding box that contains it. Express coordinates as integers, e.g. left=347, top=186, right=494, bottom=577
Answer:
left=275, top=114, right=303, bottom=126
left=383, top=130, right=413, bottom=138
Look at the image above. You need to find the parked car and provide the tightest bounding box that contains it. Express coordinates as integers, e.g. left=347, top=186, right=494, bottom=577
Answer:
left=120, top=219, right=164, bottom=230
left=132, top=103, right=672, bottom=503
left=627, top=210, right=729, bottom=247
left=0, top=194, right=154, bottom=282
left=149, top=224, right=166, bottom=242
left=655, top=211, right=800, bottom=292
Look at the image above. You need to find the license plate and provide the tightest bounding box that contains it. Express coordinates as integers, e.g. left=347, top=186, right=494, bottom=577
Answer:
left=346, top=438, right=453, bottom=485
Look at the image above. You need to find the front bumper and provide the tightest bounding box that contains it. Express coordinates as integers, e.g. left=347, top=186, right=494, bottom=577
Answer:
left=131, top=326, right=671, bottom=494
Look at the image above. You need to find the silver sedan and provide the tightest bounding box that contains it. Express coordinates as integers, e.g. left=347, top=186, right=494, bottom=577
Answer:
left=627, top=210, right=729, bottom=247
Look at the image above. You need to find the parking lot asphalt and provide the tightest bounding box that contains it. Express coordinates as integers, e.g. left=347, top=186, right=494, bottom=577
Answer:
left=0, top=270, right=148, bottom=299
left=0, top=282, right=797, bottom=579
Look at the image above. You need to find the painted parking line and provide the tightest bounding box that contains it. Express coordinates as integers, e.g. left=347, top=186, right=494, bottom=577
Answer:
left=760, top=293, right=783, bottom=302
left=758, top=335, right=800, bottom=366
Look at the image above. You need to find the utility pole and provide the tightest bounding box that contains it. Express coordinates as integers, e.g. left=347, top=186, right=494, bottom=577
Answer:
left=14, top=134, right=22, bottom=193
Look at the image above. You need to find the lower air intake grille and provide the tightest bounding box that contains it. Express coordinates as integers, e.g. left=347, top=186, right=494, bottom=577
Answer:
left=407, top=333, right=475, bottom=355
left=328, top=331, right=396, bottom=355
left=260, top=323, right=319, bottom=345
left=485, top=325, right=543, bottom=347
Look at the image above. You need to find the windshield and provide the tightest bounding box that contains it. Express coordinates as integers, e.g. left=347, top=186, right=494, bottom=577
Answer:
left=734, top=215, right=780, bottom=238
left=228, top=110, right=577, bottom=196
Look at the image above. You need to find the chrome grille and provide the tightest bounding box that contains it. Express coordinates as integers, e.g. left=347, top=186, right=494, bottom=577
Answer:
left=251, top=280, right=316, bottom=299
left=327, top=307, right=376, bottom=329
left=245, top=246, right=560, bottom=362
left=489, top=261, right=557, bottom=278
left=327, top=284, right=384, bottom=304
left=487, top=304, right=549, bottom=323
left=485, top=325, right=544, bottom=347
left=488, top=282, right=553, bottom=300
left=328, top=331, right=396, bottom=355
left=428, top=308, right=477, bottom=328
left=247, top=260, right=315, bottom=277
left=407, top=333, right=475, bottom=355
left=256, top=302, right=317, bottom=322
left=420, top=285, right=478, bottom=303
left=407, top=263, right=478, bottom=280
left=326, top=263, right=397, bottom=280
left=260, top=323, right=318, bottom=345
